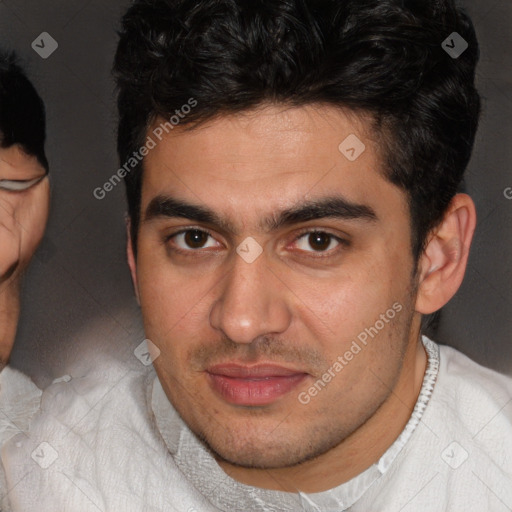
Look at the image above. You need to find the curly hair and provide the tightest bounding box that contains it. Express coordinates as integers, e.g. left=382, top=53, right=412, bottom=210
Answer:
left=114, top=0, right=481, bottom=261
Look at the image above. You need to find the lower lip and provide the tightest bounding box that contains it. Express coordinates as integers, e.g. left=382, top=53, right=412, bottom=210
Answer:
left=207, top=373, right=308, bottom=406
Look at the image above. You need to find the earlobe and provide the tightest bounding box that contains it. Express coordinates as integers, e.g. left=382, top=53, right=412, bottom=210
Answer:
left=415, top=194, right=476, bottom=315
left=126, top=216, right=140, bottom=305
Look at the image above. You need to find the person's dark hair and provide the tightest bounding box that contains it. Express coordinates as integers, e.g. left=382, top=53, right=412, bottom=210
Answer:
left=114, top=0, right=481, bottom=263
left=0, top=49, right=48, bottom=173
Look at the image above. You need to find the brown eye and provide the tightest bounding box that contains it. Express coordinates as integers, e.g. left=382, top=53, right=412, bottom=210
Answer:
left=184, top=230, right=210, bottom=249
left=168, top=229, right=219, bottom=252
left=308, top=232, right=332, bottom=251
left=294, top=230, right=346, bottom=255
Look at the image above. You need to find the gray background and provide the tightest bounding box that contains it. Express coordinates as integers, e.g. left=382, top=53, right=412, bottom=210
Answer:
left=0, top=0, right=510, bottom=388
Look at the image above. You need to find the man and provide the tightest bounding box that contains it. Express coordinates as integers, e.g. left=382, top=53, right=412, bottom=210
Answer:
left=0, top=49, right=50, bottom=506
left=2, top=0, right=512, bottom=511
left=0, top=50, right=50, bottom=363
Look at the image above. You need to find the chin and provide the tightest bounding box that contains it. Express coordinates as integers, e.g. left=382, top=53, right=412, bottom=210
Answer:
left=215, top=445, right=305, bottom=469
left=198, top=424, right=333, bottom=470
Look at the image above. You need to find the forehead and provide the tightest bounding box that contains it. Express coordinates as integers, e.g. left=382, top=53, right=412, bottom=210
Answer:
left=140, top=104, right=408, bottom=228
left=0, top=145, right=45, bottom=176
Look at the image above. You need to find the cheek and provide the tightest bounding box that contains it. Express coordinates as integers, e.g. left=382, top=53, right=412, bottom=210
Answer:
left=291, top=256, right=406, bottom=334
left=137, top=254, right=210, bottom=346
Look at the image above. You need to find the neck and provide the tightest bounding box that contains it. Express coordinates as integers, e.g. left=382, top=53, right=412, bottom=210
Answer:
left=0, top=282, right=20, bottom=366
left=217, top=324, right=428, bottom=493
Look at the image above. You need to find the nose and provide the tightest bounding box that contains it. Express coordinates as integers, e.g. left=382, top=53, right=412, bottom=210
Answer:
left=209, top=249, right=292, bottom=345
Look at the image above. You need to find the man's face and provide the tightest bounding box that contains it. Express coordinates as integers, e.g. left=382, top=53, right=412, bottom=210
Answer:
left=0, top=144, right=49, bottom=361
left=133, top=104, right=420, bottom=469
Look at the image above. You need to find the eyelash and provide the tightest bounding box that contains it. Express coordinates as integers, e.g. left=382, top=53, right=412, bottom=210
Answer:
left=164, top=227, right=349, bottom=258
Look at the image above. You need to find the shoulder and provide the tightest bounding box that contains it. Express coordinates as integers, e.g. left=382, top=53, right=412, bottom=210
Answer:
left=438, top=341, right=512, bottom=390
left=0, top=366, right=42, bottom=443
left=414, top=338, right=512, bottom=509
left=2, top=356, right=152, bottom=508
left=0, top=366, right=42, bottom=511
left=35, top=354, right=154, bottom=439
left=1, top=355, right=214, bottom=511
left=434, top=340, right=512, bottom=430
left=424, top=337, right=512, bottom=455
left=0, top=366, right=41, bottom=404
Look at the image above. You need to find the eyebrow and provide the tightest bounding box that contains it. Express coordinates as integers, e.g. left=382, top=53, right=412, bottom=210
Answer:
left=144, top=194, right=378, bottom=236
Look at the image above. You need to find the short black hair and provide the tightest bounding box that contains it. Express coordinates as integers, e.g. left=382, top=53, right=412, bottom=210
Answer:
left=114, top=0, right=481, bottom=262
left=0, top=49, right=48, bottom=173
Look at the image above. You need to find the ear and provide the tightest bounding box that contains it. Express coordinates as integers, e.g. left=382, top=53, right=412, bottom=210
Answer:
left=415, top=193, right=476, bottom=315
left=126, top=216, right=140, bottom=305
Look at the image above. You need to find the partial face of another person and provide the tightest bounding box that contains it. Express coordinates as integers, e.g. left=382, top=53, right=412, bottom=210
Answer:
left=0, top=143, right=50, bottom=362
left=128, top=104, right=427, bottom=470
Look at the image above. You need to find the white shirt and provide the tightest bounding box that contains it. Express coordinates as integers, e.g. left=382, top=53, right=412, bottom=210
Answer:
left=0, top=336, right=511, bottom=511
left=0, top=366, right=42, bottom=511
